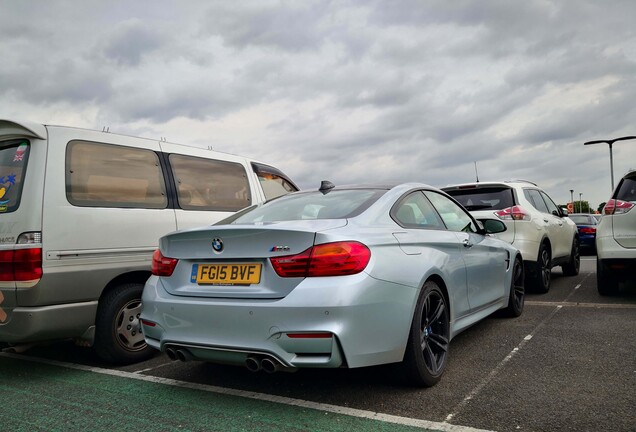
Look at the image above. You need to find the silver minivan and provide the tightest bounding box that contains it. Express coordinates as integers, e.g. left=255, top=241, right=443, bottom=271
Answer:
left=0, top=119, right=298, bottom=363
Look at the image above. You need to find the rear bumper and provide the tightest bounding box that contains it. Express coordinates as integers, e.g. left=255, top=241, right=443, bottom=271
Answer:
left=0, top=301, right=97, bottom=343
left=141, top=274, right=419, bottom=369
left=579, top=234, right=596, bottom=250
left=597, top=235, right=636, bottom=260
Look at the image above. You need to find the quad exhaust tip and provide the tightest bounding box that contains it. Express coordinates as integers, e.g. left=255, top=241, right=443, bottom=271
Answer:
left=164, top=347, right=297, bottom=372
left=245, top=355, right=297, bottom=374
left=165, top=347, right=193, bottom=362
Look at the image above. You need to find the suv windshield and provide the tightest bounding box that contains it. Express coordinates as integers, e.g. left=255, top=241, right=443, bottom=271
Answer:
left=0, top=140, right=30, bottom=213
left=226, top=189, right=387, bottom=224
left=445, top=187, right=515, bottom=211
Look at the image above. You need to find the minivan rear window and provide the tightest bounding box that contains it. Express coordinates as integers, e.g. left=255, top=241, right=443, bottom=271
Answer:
left=445, top=187, right=514, bottom=211
left=0, top=140, right=29, bottom=213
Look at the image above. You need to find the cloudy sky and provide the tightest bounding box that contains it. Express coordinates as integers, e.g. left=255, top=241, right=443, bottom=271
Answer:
left=2, top=0, right=636, bottom=208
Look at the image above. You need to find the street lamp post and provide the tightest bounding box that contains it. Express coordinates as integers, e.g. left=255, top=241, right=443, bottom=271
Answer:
left=570, top=189, right=574, bottom=212
left=584, top=136, right=636, bottom=191
left=579, top=193, right=582, bottom=213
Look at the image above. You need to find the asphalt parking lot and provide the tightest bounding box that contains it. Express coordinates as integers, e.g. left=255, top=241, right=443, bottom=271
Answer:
left=1, top=256, right=635, bottom=432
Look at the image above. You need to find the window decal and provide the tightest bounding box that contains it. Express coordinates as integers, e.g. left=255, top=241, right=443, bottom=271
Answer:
left=13, top=144, right=28, bottom=162
left=0, top=174, right=17, bottom=205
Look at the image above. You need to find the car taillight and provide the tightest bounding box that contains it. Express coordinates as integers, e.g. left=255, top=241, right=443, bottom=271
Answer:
left=0, top=248, right=43, bottom=282
left=579, top=227, right=596, bottom=234
left=604, top=199, right=635, bottom=215
left=270, top=241, right=371, bottom=278
left=151, top=249, right=178, bottom=276
left=494, top=206, right=531, bottom=221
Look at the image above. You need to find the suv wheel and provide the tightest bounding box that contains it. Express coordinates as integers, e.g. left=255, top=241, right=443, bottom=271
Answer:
left=597, top=258, right=620, bottom=296
left=532, top=243, right=551, bottom=293
left=562, top=237, right=580, bottom=276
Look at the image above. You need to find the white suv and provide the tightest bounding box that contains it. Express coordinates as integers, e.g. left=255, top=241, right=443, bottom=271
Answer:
left=596, top=170, right=636, bottom=295
left=442, top=181, right=579, bottom=293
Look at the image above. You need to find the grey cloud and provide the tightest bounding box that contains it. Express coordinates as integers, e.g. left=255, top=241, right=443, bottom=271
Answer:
left=100, top=20, right=166, bottom=66
left=201, top=1, right=331, bottom=52
left=0, top=57, right=112, bottom=105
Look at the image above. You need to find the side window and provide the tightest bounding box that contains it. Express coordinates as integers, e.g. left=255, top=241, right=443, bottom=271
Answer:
left=0, top=140, right=29, bottom=213
left=425, top=191, right=477, bottom=233
left=257, top=172, right=297, bottom=200
left=540, top=191, right=560, bottom=215
left=170, top=154, right=251, bottom=211
left=66, top=140, right=167, bottom=209
left=524, top=189, right=549, bottom=213
left=251, top=163, right=298, bottom=200
left=392, top=191, right=444, bottom=229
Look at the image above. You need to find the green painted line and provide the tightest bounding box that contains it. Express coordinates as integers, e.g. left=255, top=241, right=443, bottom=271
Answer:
left=0, top=356, right=443, bottom=432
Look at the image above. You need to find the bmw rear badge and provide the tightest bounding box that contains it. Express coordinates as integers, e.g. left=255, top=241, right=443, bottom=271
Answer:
left=212, top=238, right=224, bottom=253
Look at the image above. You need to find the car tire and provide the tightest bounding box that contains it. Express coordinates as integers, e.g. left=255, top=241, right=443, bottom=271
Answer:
left=597, top=258, right=620, bottom=296
left=531, top=243, right=551, bottom=294
left=93, top=283, right=155, bottom=364
left=500, top=257, right=525, bottom=318
left=561, top=237, right=580, bottom=276
left=400, top=280, right=450, bottom=387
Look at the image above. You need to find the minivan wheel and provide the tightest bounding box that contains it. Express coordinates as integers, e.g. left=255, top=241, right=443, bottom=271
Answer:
left=562, top=238, right=580, bottom=276
left=94, top=283, right=155, bottom=364
left=532, top=243, right=551, bottom=294
left=400, top=280, right=450, bottom=387
left=597, top=259, right=620, bottom=296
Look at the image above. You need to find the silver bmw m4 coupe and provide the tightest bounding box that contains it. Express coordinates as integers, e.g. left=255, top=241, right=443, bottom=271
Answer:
left=141, top=182, right=524, bottom=386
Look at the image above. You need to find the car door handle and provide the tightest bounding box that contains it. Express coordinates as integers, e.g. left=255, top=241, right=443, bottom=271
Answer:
left=463, top=239, right=473, bottom=248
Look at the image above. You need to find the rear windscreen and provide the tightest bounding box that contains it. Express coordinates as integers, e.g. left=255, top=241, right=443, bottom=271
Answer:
left=0, top=140, right=29, bottom=213
left=445, top=187, right=514, bottom=211
left=569, top=215, right=595, bottom=225
left=226, top=189, right=387, bottom=223
left=615, top=176, right=636, bottom=202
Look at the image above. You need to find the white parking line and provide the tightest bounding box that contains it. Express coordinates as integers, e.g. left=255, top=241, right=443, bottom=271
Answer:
left=0, top=352, right=495, bottom=432
left=444, top=305, right=564, bottom=423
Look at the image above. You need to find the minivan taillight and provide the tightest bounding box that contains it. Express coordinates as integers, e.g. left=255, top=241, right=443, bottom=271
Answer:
left=151, top=249, right=178, bottom=276
left=495, top=206, right=531, bottom=221
left=271, top=241, right=371, bottom=278
left=604, top=199, right=635, bottom=215
left=0, top=248, right=43, bottom=282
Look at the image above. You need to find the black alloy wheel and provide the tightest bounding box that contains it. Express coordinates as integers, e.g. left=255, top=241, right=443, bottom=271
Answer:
left=533, top=243, right=551, bottom=293
left=401, top=280, right=450, bottom=387
left=562, top=238, right=580, bottom=276
left=501, top=257, right=525, bottom=317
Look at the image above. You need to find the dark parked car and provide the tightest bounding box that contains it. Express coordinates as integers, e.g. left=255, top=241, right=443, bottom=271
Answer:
left=568, top=213, right=599, bottom=254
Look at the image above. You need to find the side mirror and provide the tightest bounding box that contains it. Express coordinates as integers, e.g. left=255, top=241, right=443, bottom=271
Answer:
left=560, top=207, right=569, bottom=216
left=478, top=219, right=507, bottom=234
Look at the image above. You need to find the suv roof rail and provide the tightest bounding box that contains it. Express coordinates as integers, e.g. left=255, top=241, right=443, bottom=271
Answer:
left=506, top=179, right=538, bottom=186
